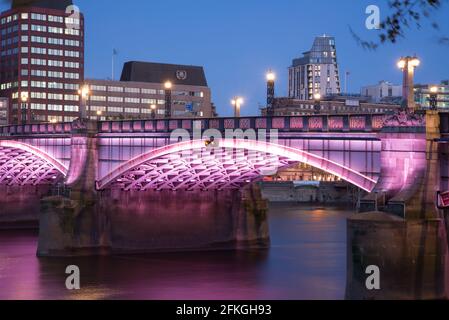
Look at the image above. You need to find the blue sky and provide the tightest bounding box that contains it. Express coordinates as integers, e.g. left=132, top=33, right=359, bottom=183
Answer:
left=2, top=0, right=449, bottom=116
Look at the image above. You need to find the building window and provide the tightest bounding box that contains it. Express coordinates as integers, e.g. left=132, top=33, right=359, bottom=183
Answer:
left=108, top=86, right=123, bottom=92
left=48, top=93, right=63, bottom=100
left=48, top=15, right=63, bottom=23
left=48, top=26, right=63, bottom=34
left=64, top=105, right=79, bottom=112
left=48, top=60, right=63, bottom=67
left=90, top=85, right=106, bottom=91
left=124, top=107, right=140, bottom=114
left=108, top=107, right=123, bottom=113
left=31, top=24, right=47, bottom=32
left=64, top=94, right=79, bottom=101
left=108, top=96, right=123, bottom=103
left=31, top=92, right=46, bottom=99
left=48, top=104, right=63, bottom=111
left=30, top=103, right=46, bottom=110
left=65, top=28, right=79, bottom=36
left=31, top=13, right=47, bottom=21
left=48, top=82, right=63, bottom=89
left=124, top=97, right=140, bottom=103
left=91, top=96, right=106, bottom=102
left=64, top=72, right=79, bottom=79
left=142, top=88, right=157, bottom=95
left=125, top=87, right=140, bottom=94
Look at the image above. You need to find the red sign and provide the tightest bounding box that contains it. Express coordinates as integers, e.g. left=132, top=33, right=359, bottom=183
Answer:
left=439, top=192, right=449, bottom=208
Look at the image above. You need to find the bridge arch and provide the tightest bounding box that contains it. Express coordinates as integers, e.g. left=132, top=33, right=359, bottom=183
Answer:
left=98, top=139, right=378, bottom=192
left=0, top=140, right=68, bottom=186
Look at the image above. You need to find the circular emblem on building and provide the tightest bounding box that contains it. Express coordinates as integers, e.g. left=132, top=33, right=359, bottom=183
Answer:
left=176, top=70, right=188, bottom=80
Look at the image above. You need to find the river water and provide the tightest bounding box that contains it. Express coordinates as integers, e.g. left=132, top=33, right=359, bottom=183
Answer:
left=0, top=203, right=352, bottom=300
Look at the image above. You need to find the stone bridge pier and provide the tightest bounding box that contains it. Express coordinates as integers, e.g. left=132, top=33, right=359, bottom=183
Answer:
left=348, top=111, right=449, bottom=300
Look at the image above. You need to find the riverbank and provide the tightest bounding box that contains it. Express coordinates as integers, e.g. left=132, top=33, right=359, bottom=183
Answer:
left=260, top=181, right=360, bottom=204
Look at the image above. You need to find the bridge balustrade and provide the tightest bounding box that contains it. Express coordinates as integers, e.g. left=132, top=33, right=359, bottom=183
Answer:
left=0, top=122, right=73, bottom=136
left=0, top=114, right=389, bottom=136
left=97, top=114, right=387, bottom=134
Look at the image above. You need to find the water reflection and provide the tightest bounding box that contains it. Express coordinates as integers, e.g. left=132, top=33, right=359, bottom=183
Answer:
left=0, top=204, right=352, bottom=300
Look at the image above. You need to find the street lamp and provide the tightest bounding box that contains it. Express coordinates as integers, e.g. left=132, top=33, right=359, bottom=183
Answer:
left=397, top=55, right=420, bottom=111
left=231, top=97, right=244, bottom=118
left=313, top=93, right=322, bottom=114
left=266, top=70, right=276, bottom=117
left=20, top=92, right=29, bottom=125
left=150, top=104, right=157, bottom=119
left=429, top=86, right=438, bottom=110
left=164, top=81, right=172, bottom=119
left=78, top=85, right=90, bottom=119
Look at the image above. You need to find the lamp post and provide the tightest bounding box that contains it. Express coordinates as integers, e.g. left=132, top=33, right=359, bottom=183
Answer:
left=397, top=56, right=420, bottom=111
left=20, top=92, right=29, bottom=125
left=78, top=85, right=90, bottom=119
left=150, top=104, right=157, bottom=119
left=266, top=70, right=276, bottom=117
left=313, top=93, right=322, bottom=114
left=429, top=86, right=438, bottom=110
left=164, top=81, right=172, bottom=119
left=231, top=97, right=243, bottom=118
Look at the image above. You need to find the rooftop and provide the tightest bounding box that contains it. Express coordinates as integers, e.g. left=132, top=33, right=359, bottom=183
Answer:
left=120, top=61, right=208, bottom=87
left=11, top=0, right=73, bottom=10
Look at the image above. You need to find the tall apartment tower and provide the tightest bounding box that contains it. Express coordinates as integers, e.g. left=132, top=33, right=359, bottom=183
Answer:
left=0, top=0, right=84, bottom=124
left=288, top=35, right=341, bottom=100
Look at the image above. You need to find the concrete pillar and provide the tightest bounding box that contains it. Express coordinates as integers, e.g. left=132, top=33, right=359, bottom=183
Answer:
left=383, top=111, right=441, bottom=219
left=348, top=111, right=449, bottom=300
left=37, top=120, right=109, bottom=257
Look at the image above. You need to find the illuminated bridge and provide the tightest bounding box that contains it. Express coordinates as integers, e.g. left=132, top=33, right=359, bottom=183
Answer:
left=0, top=114, right=396, bottom=192
left=0, top=111, right=444, bottom=256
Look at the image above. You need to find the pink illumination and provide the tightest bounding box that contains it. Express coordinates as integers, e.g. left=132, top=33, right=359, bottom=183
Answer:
left=97, top=139, right=378, bottom=192
left=65, top=137, right=88, bottom=186
left=0, top=140, right=68, bottom=186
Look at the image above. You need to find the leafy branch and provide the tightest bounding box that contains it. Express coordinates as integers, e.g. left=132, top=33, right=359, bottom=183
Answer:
left=352, top=0, right=446, bottom=49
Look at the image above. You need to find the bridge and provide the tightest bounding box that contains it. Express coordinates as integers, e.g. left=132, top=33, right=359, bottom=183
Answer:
left=0, top=113, right=410, bottom=191
left=0, top=111, right=444, bottom=259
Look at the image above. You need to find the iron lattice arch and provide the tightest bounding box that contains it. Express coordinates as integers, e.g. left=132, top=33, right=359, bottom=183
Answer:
left=98, top=139, right=378, bottom=192
left=107, top=149, right=294, bottom=191
left=0, top=141, right=68, bottom=186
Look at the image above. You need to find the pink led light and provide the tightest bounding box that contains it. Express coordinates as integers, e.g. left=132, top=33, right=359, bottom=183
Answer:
left=98, top=139, right=379, bottom=192
left=0, top=141, right=68, bottom=186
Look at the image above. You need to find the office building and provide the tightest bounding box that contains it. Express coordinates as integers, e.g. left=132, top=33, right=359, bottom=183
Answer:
left=415, top=80, right=449, bottom=109
left=361, top=81, right=402, bottom=103
left=0, top=0, right=84, bottom=124
left=288, top=35, right=341, bottom=100
left=85, top=61, right=214, bottom=120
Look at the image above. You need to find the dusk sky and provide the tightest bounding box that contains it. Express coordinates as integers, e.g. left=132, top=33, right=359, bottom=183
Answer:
left=2, top=0, right=448, bottom=116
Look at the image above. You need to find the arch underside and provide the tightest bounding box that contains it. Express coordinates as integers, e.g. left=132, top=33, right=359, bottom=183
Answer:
left=0, top=141, right=68, bottom=186
left=99, top=139, right=378, bottom=192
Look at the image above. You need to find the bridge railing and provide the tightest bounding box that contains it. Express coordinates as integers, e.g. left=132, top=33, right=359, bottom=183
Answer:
left=0, top=114, right=388, bottom=136
left=0, top=122, right=73, bottom=136
left=97, top=114, right=387, bottom=134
